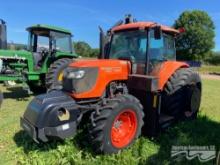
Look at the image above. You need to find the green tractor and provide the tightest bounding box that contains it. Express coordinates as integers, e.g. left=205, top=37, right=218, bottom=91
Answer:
left=0, top=19, right=77, bottom=94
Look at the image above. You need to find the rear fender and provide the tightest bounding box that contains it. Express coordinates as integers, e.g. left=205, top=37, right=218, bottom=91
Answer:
left=156, top=61, right=189, bottom=90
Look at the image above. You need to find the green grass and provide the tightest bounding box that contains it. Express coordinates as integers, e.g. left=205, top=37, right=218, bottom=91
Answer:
left=198, top=65, right=220, bottom=74
left=0, top=79, right=220, bottom=165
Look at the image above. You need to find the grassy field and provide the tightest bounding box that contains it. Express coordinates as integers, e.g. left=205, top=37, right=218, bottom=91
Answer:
left=0, top=78, right=220, bottom=165
left=198, top=65, right=220, bottom=74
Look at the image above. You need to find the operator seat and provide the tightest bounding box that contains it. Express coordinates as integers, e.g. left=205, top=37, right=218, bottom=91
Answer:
left=33, top=46, right=45, bottom=68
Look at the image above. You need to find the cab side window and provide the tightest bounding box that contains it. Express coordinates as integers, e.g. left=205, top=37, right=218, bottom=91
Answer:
left=148, top=29, right=164, bottom=62
left=163, top=34, right=176, bottom=60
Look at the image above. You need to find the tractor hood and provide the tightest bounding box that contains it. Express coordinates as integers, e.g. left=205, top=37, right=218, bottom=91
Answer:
left=0, top=49, right=32, bottom=60
left=64, top=59, right=131, bottom=99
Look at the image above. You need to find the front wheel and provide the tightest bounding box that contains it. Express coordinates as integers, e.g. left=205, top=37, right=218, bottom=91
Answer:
left=45, top=58, right=73, bottom=90
left=89, top=95, right=144, bottom=154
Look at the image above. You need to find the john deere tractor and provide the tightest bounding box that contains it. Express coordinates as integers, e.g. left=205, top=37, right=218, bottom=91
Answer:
left=21, top=15, right=201, bottom=154
left=0, top=19, right=77, bottom=93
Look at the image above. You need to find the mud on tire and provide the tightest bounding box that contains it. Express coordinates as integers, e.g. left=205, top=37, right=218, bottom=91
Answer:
left=89, top=94, right=144, bottom=154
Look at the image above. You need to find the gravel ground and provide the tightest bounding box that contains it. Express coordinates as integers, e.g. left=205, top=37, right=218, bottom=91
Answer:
left=201, top=74, right=220, bottom=80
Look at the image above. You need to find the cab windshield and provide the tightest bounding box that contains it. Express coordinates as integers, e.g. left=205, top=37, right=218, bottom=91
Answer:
left=50, top=31, right=73, bottom=53
left=109, top=29, right=176, bottom=74
left=28, top=30, right=73, bottom=53
left=109, top=30, right=147, bottom=62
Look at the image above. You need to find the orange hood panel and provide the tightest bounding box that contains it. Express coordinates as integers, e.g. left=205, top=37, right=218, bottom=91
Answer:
left=68, top=59, right=131, bottom=99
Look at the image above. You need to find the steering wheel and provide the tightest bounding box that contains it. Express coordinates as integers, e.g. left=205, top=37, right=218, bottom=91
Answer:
left=38, top=47, right=49, bottom=56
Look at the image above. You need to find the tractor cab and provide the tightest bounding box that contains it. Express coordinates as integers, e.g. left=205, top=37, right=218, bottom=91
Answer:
left=100, top=17, right=179, bottom=78
left=109, top=24, right=178, bottom=76
left=26, top=25, right=73, bottom=68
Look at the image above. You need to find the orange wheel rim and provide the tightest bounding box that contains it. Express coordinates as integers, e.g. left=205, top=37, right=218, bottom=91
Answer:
left=111, top=109, right=138, bottom=148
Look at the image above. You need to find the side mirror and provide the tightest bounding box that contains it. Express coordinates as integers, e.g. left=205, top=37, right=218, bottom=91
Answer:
left=154, top=25, right=162, bottom=40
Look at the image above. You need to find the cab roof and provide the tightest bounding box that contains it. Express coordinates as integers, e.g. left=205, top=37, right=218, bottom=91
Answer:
left=26, top=24, right=72, bottom=34
left=112, top=22, right=179, bottom=34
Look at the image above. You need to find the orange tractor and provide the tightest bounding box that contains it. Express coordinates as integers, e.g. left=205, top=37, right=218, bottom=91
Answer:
left=21, top=15, right=201, bottom=154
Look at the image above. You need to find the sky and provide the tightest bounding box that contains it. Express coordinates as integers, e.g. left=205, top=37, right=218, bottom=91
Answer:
left=1, top=0, right=220, bottom=51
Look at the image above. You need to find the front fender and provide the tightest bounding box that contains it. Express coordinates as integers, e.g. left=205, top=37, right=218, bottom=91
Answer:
left=156, top=61, right=189, bottom=90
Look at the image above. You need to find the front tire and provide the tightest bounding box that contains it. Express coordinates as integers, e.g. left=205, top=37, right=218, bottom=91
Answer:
left=162, top=68, right=202, bottom=120
left=46, top=58, right=73, bottom=90
left=89, top=94, right=144, bottom=154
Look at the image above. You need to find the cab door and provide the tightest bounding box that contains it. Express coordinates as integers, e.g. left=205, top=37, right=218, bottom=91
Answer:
left=147, top=29, right=164, bottom=76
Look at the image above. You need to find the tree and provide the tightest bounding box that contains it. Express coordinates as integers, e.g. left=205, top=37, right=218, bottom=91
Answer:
left=90, top=48, right=99, bottom=57
left=73, top=41, right=92, bottom=57
left=205, top=51, right=220, bottom=65
left=173, top=10, right=215, bottom=61
left=73, top=41, right=99, bottom=58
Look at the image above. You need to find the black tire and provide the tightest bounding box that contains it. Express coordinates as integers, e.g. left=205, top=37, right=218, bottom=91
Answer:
left=89, top=94, right=144, bottom=154
left=162, top=68, right=202, bottom=120
left=45, top=58, right=73, bottom=90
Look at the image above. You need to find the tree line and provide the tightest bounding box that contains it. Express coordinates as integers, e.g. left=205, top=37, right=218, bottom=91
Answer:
left=73, top=41, right=99, bottom=58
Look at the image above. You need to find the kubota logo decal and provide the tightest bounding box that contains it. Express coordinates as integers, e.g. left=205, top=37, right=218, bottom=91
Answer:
left=101, top=67, right=122, bottom=72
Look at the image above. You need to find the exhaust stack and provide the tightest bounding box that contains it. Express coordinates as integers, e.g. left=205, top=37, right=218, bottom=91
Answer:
left=0, top=19, right=7, bottom=49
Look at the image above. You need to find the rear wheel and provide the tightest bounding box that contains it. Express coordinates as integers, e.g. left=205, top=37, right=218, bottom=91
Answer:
left=89, top=94, right=144, bottom=154
left=46, top=58, right=73, bottom=90
left=162, top=68, right=202, bottom=120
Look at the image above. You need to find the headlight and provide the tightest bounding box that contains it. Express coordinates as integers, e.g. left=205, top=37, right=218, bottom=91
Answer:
left=67, top=70, right=85, bottom=79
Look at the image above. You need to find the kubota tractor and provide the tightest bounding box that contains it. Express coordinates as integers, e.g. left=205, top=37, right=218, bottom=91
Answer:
left=21, top=15, right=201, bottom=154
